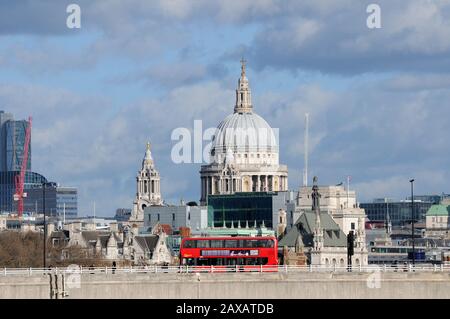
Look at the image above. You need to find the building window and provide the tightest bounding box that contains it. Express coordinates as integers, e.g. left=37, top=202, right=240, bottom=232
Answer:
left=172, top=213, right=175, bottom=221
left=351, top=222, right=355, bottom=230
left=157, top=214, right=160, bottom=221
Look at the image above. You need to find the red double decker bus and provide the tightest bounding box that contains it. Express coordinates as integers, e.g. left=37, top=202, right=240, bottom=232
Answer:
left=179, top=236, right=278, bottom=271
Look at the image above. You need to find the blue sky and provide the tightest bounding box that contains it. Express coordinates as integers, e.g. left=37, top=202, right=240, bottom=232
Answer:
left=1, top=0, right=450, bottom=216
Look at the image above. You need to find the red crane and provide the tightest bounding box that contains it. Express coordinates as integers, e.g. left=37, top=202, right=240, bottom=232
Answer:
left=13, top=117, right=32, bottom=218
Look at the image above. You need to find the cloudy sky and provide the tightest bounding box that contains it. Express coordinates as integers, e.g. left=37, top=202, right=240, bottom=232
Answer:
left=1, top=0, right=449, bottom=216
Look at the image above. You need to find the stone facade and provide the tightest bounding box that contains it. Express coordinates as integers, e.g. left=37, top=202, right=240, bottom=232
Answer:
left=200, top=61, right=288, bottom=204
left=280, top=177, right=368, bottom=267
left=425, top=204, right=450, bottom=238
left=130, top=143, right=163, bottom=227
left=131, top=224, right=172, bottom=265
left=296, top=183, right=368, bottom=265
left=48, top=220, right=172, bottom=265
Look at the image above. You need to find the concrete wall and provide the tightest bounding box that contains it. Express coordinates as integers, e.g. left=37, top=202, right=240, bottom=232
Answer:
left=2, top=272, right=450, bottom=299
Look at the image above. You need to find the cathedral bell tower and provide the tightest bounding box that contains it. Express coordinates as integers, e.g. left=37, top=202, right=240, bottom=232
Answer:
left=234, top=58, right=253, bottom=114
left=130, top=142, right=163, bottom=226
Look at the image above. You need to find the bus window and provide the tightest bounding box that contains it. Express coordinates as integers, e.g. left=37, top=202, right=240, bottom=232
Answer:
left=257, top=240, right=267, bottom=247
left=224, top=240, right=238, bottom=248
left=245, top=258, right=258, bottom=265
left=183, top=240, right=195, bottom=248
left=266, top=240, right=274, bottom=248
left=258, top=257, right=268, bottom=265
left=214, top=258, right=224, bottom=266
left=227, top=258, right=237, bottom=266
left=197, top=240, right=210, bottom=248
left=185, top=258, right=195, bottom=266
left=197, top=258, right=209, bottom=266
left=211, top=240, right=223, bottom=248
left=244, top=240, right=258, bottom=248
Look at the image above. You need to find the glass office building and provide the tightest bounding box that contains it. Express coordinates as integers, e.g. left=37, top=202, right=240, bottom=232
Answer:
left=0, top=171, right=47, bottom=213
left=4, top=120, right=31, bottom=172
left=207, top=191, right=295, bottom=229
left=360, top=199, right=434, bottom=225
left=24, top=185, right=78, bottom=218
left=0, top=111, right=31, bottom=172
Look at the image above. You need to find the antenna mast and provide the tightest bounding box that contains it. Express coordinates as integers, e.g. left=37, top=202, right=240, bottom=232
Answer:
left=303, top=113, right=309, bottom=187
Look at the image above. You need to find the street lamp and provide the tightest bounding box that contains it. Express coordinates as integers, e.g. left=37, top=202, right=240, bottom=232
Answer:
left=409, top=179, right=415, bottom=267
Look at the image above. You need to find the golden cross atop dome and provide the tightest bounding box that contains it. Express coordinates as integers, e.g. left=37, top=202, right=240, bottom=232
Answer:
left=240, top=57, right=247, bottom=76
left=146, top=142, right=151, bottom=151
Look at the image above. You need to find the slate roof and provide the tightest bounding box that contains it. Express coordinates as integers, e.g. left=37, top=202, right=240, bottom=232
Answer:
left=50, top=230, right=70, bottom=240
left=82, top=231, right=103, bottom=242
left=279, top=210, right=347, bottom=248
left=134, top=235, right=159, bottom=252
left=81, top=231, right=123, bottom=248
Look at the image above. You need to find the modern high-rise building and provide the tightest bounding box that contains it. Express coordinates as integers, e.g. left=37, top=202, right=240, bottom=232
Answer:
left=23, top=184, right=78, bottom=218
left=0, top=111, right=77, bottom=217
left=0, top=171, right=48, bottom=213
left=0, top=110, right=36, bottom=214
left=0, top=111, right=13, bottom=171
left=0, top=110, right=31, bottom=172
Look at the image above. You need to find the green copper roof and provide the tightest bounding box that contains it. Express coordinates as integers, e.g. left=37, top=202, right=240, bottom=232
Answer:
left=426, top=204, right=450, bottom=216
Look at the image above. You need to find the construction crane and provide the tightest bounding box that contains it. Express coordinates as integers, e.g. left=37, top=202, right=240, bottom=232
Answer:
left=13, top=117, right=32, bottom=218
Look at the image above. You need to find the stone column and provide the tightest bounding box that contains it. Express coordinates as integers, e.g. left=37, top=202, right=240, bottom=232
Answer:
left=265, top=175, right=268, bottom=191
left=203, top=177, right=206, bottom=198
left=200, top=177, right=204, bottom=201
